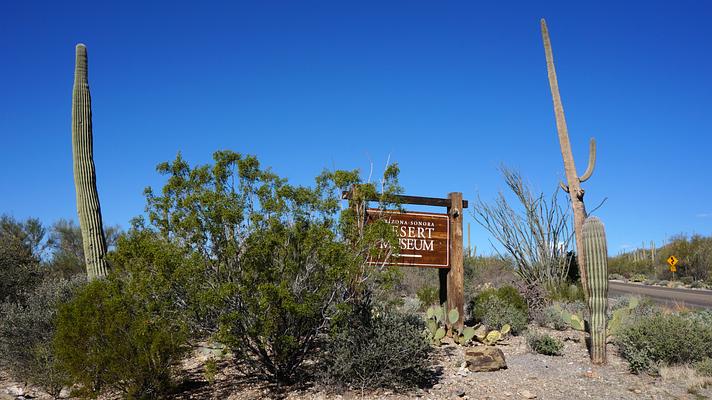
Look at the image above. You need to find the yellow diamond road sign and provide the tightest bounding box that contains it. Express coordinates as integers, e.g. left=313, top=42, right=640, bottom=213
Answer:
left=667, top=256, right=678, bottom=267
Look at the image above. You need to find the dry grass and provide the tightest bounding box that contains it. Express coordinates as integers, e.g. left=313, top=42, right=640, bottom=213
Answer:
left=659, top=365, right=712, bottom=392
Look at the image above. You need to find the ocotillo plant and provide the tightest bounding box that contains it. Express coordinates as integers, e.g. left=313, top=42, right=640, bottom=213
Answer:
left=582, top=216, right=608, bottom=364
left=72, top=43, right=109, bottom=280
left=540, top=19, right=597, bottom=299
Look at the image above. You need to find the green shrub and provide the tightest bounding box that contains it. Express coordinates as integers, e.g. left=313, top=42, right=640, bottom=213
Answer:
left=546, top=281, right=584, bottom=302
left=215, top=220, right=362, bottom=384
left=608, top=273, right=626, bottom=281
left=694, top=358, right=712, bottom=377
left=616, top=313, right=712, bottom=374
left=138, top=151, right=404, bottom=385
left=470, top=286, right=528, bottom=334
left=527, top=332, right=564, bottom=356
left=416, top=286, right=439, bottom=309
left=691, top=280, right=706, bottom=289
left=681, top=276, right=694, bottom=285
left=630, top=274, right=647, bottom=282
left=0, top=215, right=45, bottom=303
left=54, top=277, right=188, bottom=399
left=657, top=280, right=669, bottom=286
left=0, top=275, right=85, bottom=397
left=319, top=308, right=432, bottom=391
left=472, top=297, right=528, bottom=334
left=538, top=305, right=569, bottom=331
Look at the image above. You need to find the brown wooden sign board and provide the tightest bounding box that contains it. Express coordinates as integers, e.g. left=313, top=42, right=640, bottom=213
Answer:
left=366, top=209, right=450, bottom=268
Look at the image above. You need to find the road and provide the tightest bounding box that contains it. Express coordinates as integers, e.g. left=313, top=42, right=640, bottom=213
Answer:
left=609, top=280, right=712, bottom=309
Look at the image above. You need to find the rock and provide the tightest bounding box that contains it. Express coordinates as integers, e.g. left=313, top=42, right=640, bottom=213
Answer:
left=5, top=386, right=24, bottom=396
left=452, top=387, right=466, bottom=397
left=59, top=387, right=72, bottom=398
left=465, top=346, right=507, bottom=372
left=519, top=390, right=537, bottom=399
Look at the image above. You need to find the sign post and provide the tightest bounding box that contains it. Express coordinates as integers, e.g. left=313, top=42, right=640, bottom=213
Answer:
left=447, top=192, right=464, bottom=330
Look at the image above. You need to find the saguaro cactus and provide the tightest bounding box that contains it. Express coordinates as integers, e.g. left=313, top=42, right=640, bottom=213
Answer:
left=582, top=216, right=608, bottom=364
left=540, top=19, right=597, bottom=299
left=72, top=43, right=109, bottom=280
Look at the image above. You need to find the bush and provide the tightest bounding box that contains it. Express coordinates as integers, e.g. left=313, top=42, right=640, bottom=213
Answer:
left=546, top=281, right=584, bottom=302
left=214, top=220, right=365, bottom=384
left=470, top=286, right=528, bottom=334
left=416, top=286, right=439, bottom=309
left=616, top=313, right=712, bottom=374
left=538, top=304, right=569, bottom=331
left=54, top=277, right=189, bottom=399
left=681, top=276, right=694, bottom=285
left=694, top=358, right=712, bottom=377
left=0, top=215, right=45, bottom=303
left=608, top=273, right=626, bottom=281
left=691, top=280, right=706, bottom=289
left=527, top=332, right=564, bottom=356
left=630, top=274, right=647, bottom=282
left=138, top=151, right=404, bottom=385
left=319, top=308, right=432, bottom=391
left=0, top=275, right=85, bottom=397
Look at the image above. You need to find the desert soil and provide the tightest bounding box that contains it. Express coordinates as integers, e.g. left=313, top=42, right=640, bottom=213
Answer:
left=2, top=327, right=711, bottom=400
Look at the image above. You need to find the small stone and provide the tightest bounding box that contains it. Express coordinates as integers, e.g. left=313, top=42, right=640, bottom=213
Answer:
left=503, top=392, right=513, bottom=397
left=634, top=389, right=642, bottom=394
left=452, top=388, right=466, bottom=397
left=520, top=390, right=537, bottom=399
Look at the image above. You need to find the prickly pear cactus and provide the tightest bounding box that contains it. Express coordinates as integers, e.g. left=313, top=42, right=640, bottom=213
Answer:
left=72, top=44, right=109, bottom=280
left=582, top=216, right=609, bottom=364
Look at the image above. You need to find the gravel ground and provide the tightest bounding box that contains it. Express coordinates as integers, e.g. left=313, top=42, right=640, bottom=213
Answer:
left=3, top=327, right=711, bottom=400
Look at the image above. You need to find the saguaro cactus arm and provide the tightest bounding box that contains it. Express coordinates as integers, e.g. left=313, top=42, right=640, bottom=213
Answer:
left=559, top=137, right=596, bottom=192
left=578, top=138, right=597, bottom=182
left=72, top=43, right=109, bottom=280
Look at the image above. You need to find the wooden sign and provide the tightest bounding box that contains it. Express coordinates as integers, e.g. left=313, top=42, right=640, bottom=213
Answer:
left=366, top=209, right=450, bottom=268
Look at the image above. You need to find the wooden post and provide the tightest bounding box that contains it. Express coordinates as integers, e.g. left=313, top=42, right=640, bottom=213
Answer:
left=447, top=192, right=464, bottom=330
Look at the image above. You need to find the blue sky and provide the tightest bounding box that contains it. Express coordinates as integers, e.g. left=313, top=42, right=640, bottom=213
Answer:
left=1, top=1, right=710, bottom=254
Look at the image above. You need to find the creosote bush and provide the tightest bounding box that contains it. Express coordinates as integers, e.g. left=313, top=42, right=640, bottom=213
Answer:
left=0, top=275, right=85, bottom=398
left=694, top=358, right=712, bottom=377
left=527, top=332, right=564, bottom=356
left=140, top=151, right=403, bottom=385
left=416, top=286, right=439, bottom=309
left=470, top=285, right=528, bottom=334
left=54, top=275, right=189, bottom=399
left=319, top=305, right=432, bottom=392
left=617, top=313, right=712, bottom=374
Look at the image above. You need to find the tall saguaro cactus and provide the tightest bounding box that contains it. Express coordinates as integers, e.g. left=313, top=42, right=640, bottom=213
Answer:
left=540, top=19, right=597, bottom=299
left=72, top=43, right=109, bottom=280
left=582, top=216, right=609, bottom=364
